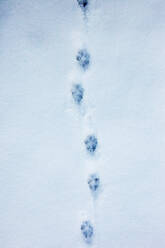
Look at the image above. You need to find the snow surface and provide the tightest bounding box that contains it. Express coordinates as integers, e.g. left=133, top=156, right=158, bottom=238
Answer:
left=0, top=0, right=165, bottom=247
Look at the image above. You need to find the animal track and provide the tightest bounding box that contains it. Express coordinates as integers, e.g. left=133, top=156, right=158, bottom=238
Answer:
left=81, top=220, right=94, bottom=242
left=77, top=0, right=88, bottom=11
left=71, top=84, right=84, bottom=104
left=76, top=49, right=90, bottom=71
left=84, top=135, right=98, bottom=154
left=88, top=173, right=100, bottom=192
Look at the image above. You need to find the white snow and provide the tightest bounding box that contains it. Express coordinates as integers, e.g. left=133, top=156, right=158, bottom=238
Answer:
left=0, top=0, right=165, bottom=247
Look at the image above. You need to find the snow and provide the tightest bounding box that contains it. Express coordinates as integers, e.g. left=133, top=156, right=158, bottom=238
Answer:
left=0, top=0, right=165, bottom=247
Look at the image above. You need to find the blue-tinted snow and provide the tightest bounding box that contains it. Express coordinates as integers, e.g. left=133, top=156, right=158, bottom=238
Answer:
left=0, top=0, right=165, bottom=248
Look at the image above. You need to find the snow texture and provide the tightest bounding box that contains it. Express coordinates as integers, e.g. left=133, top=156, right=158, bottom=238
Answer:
left=0, top=0, right=165, bottom=248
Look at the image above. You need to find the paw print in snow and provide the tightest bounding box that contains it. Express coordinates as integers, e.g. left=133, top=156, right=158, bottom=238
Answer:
left=81, top=220, right=94, bottom=242
left=71, top=84, right=84, bottom=104
left=76, top=49, right=90, bottom=71
left=84, top=135, right=98, bottom=154
left=88, top=174, right=100, bottom=192
left=77, top=0, right=88, bottom=11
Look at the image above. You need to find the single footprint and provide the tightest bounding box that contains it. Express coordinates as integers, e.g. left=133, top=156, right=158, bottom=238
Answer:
left=88, top=173, right=100, bottom=192
left=81, top=220, right=94, bottom=243
left=77, top=0, right=88, bottom=11
left=76, top=49, right=90, bottom=71
left=71, top=84, right=84, bottom=104
left=84, top=135, right=98, bottom=154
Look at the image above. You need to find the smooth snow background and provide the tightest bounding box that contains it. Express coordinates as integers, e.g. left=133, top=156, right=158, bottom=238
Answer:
left=0, top=0, right=165, bottom=247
